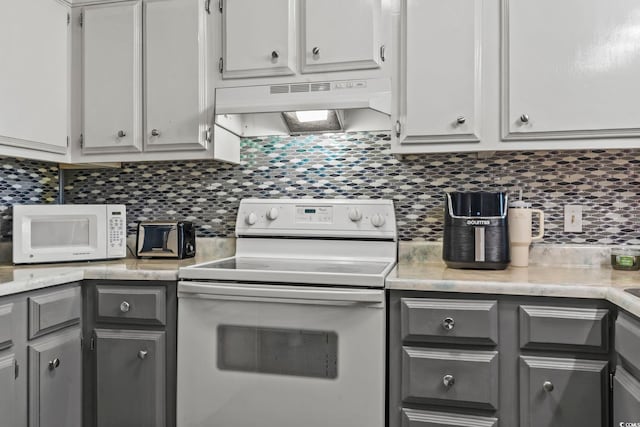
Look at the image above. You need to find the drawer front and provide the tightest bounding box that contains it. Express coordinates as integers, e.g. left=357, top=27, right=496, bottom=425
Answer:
left=519, top=356, right=607, bottom=427
left=616, top=312, right=640, bottom=373
left=519, top=305, right=609, bottom=352
left=402, top=347, right=499, bottom=410
left=613, top=366, right=640, bottom=427
left=402, top=408, right=498, bottom=427
left=0, top=303, right=14, bottom=350
left=401, top=298, right=498, bottom=345
left=96, top=286, right=166, bottom=325
left=28, top=287, right=81, bottom=339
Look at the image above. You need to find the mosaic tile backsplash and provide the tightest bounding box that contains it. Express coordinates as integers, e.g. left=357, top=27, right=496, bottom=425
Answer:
left=0, top=157, right=59, bottom=239
left=60, top=132, right=640, bottom=245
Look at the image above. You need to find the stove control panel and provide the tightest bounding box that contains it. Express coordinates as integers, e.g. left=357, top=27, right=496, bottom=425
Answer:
left=236, top=199, right=396, bottom=239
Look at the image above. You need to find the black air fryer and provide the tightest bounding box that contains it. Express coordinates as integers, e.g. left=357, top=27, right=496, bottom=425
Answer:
left=443, top=192, right=510, bottom=270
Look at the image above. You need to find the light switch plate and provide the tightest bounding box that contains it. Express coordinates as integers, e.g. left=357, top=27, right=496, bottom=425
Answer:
left=564, top=205, right=583, bottom=233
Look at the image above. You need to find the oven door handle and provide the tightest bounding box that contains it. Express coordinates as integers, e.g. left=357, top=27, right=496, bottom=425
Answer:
left=178, top=282, right=384, bottom=304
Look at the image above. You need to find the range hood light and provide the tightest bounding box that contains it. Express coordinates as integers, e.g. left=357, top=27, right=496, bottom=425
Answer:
left=295, top=110, right=329, bottom=123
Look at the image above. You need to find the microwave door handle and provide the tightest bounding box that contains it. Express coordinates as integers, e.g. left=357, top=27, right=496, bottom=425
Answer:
left=178, top=282, right=384, bottom=306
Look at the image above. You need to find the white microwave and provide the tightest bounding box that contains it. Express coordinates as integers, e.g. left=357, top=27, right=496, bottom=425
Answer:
left=12, top=204, right=127, bottom=264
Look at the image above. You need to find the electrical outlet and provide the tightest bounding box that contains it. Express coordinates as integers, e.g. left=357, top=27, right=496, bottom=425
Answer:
left=564, top=205, right=583, bottom=233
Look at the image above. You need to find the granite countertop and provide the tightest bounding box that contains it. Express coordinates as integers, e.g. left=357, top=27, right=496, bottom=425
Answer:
left=0, top=238, right=235, bottom=297
left=388, top=262, right=640, bottom=317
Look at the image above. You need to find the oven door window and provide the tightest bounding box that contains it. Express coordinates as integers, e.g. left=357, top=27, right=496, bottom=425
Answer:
left=217, top=325, right=338, bottom=379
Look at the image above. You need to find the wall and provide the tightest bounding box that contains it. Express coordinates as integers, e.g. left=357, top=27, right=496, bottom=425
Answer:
left=62, top=132, right=640, bottom=245
left=0, top=157, right=59, bottom=239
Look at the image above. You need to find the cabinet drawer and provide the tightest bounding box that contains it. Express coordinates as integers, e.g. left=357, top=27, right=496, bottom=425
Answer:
left=519, top=305, right=609, bottom=352
left=402, top=408, right=498, bottom=427
left=616, top=312, right=640, bottom=373
left=402, top=347, right=499, bottom=410
left=401, top=298, right=498, bottom=345
left=519, top=356, right=607, bottom=427
left=28, top=286, right=81, bottom=339
left=0, top=303, right=14, bottom=350
left=96, top=286, right=166, bottom=326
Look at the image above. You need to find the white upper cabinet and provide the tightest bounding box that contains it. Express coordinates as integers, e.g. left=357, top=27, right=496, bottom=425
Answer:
left=82, top=1, right=143, bottom=154
left=397, top=0, right=482, bottom=145
left=300, top=0, right=382, bottom=73
left=0, top=0, right=69, bottom=156
left=222, top=0, right=296, bottom=79
left=503, top=0, right=640, bottom=140
left=144, top=0, right=209, bottom=151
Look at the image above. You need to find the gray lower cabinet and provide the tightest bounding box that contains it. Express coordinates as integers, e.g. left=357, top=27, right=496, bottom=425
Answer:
left=613, top=366, right=640, bottom=426
left=83, top=280, right=177, bottom=427
left=519, top=356, right=607, bottom=427
left=0, top=351, right=18, bottom=427
left=28, top=327, right=81, bottom=427
left=389, top=291, right=612, bottom=427
left=95, top=329, right=166, bottom=427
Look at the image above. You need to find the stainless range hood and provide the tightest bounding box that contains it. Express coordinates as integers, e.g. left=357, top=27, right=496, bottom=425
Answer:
left=214, top=78, right=391, bottom=137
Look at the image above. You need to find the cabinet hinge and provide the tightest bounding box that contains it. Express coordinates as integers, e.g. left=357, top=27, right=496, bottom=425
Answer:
left=80, top=133, right=84, bottom=149
left=14, top=360, right=18, bottom=379
left=67, top=13, right=70, bottom=25
left=89, top=336, right=95, bottom=351
left=206, top=127, right=212, bottom=145
left=205, top=0, right=211, bottom=14
left=218, top=57, right=223, bottom=74
left=79, top=12, right=83, bottom=27
left=66, top=136, right=70, bottom=148
left=609, top=371, right=615, bottom=391
left=395, top=120, right=401, bottom=138
left=218, top=0, right=223, bottom=13
left=380, top=45, right=386, bottom=62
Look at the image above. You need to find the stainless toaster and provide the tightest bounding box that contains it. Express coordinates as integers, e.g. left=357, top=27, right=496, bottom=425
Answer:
left=136, top=221, right=196, bottom=259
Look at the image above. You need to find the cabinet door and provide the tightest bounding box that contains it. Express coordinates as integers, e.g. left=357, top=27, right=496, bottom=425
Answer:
left=519, top=356, right=607, bottom=427
left=614, top=367, right=640, bottom=427
left=300, top=0, right=381, bottom=73
left=0, top=0, right=69, bottom=154
left=82, top=1, right=143, bottom=154
left=144, top=0, right=209, bottom=152
left=0, top=353, right=18, bottom=427
left=222, top=0, right=296, bottom=78
left=399, top=0, right=481, bottom=144
left=503, top=0, right=640, bottom=140
left=28, top=328, right=81, bottom=427
left=95, top=329, right=166, bottom=427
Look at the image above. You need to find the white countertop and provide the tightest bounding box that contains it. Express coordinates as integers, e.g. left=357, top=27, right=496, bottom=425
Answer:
left=387, top=262, right=640, bottom=318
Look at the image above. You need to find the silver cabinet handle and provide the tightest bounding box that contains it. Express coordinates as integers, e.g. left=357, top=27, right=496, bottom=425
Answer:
left=48, top=358, right=60, bottom=370
left=312, top=47, right=320, bottom=56
left=271, top=50, right=280, bottom=60
left=120, top=301, right=130, bottom=313
left=520, top=114, right=530, bottom=123
left=456, top=116, right=466, bottom=125
left=543, top=381, right=554, bottom=392
left=138, top=350, right=148, bottom=360
left=442, top=317, right=455, bottom=331
left=443, top=374, right=455, bottom=388
left=151, top=129, right=160, bottom=137
left=117, top=130, right=127, bottom=138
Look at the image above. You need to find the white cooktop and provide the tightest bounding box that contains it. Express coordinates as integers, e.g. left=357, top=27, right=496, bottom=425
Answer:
left=179, top=199, right=397, bottom=288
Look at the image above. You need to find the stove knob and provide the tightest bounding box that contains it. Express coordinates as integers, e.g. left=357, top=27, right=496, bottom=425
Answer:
left=348, top=208, right=363, bottom=222
left=245, top=212, right=257, bottom=226
left=266, top=207, right=279, bottom=221
left=371, top=214, right=386, bottom=228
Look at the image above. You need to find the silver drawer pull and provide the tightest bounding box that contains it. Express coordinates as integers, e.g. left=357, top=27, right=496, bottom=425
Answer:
left=442, top=317, right=455, bottom=331
left=443, top=374, right=455, bottom=388
left=138, top=350, right=148, bottom=360
left=543, top=381, right=554, bottom=392
left=120, top=301, right=131, bottom=313
left=48, top=358, right=60, bottom=371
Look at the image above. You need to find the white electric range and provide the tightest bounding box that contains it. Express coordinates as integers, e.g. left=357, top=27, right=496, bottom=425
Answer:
left=177, top=198, right=397, bottom=427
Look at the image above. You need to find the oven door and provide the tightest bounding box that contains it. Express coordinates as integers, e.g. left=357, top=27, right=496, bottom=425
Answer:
left=177, top=282, right=385, bottom=427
